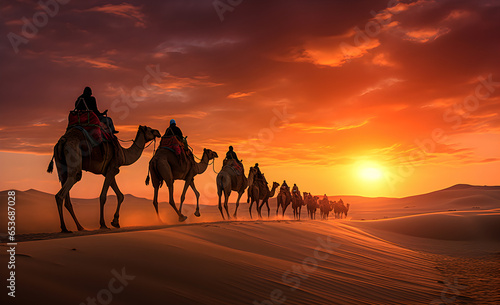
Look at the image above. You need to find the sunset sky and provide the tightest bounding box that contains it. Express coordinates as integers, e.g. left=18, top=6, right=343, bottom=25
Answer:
left=1, top=0, right=499, bottom=202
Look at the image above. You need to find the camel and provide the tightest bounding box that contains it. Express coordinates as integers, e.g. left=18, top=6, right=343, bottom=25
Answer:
left=255, top=179, right=280, bottom=218
left=321, top=200, right=334, bottom=220
left=305, top=193, right=319, bottom=219
left=291, top=192, right=305, bottom=220
left=318, top=197, right=332, bottom=220
left=334, top=199, right=350, bottom=219
left=146, top=145, right=218, bottom=222
left=246, top=167, right=279, bottom=219
left=276, top=186, right=292, bottom=217
left=47, top=125, right=161, bottom=232
left=343, top=203, right=351, bottom=218
left=216, top=159, right=248, bottom=219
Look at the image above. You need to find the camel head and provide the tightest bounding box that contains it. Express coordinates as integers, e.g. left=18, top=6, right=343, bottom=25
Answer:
left=139, top=125, right=161, bottom=142
left=272, top=181, right=279, bottom=190
left=203, top=148, right=218, bottom=160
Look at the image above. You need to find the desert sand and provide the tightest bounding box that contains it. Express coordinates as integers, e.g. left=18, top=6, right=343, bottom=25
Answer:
left=1, top=184, right=499, bottom=304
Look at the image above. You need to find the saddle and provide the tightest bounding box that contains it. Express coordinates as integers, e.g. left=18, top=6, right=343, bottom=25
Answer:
left=223, top=159, right=243, bottom=175
left=67, top=110, right=114, bottom=146
left=159, top=136, right=193, bottom=163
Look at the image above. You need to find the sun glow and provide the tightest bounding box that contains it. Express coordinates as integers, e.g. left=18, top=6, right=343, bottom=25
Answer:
left=360, top=167, right=383, bottom=180
left=356, top=162, right=385, bottom=182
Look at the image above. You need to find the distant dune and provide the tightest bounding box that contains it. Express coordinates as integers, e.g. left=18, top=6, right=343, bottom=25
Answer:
left=2, top=184, right=499, bottom=234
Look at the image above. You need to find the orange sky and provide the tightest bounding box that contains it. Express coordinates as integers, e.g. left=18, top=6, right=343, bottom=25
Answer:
left=1, top=0, right=499, bottom=202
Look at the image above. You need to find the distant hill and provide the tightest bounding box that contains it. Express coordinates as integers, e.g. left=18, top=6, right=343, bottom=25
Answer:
left=1, top=184, right=499, bottom=234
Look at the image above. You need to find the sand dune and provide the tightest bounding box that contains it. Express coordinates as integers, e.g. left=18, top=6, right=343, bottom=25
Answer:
left=1, top=185, right=499, bottom=304
left=6, top=221, right=445, bottom=305
left=3, top=184, right=500, bottom=234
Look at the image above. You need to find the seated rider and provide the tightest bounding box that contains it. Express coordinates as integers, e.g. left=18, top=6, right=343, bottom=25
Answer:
left=323, top=194, right=328, bottom=202
left=75, top=87, right=118, bottom=134
left=164, top=119, right=188, bottom=150
left=225, top=146, right=242, bottom=165
left=254, top=163, right=264, bottom=180
left=292, top=184, right=300, bottom=198
left=281, top=180, right=289, bottom=192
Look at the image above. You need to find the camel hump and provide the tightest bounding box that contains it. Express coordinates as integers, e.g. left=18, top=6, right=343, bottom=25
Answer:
left=223, top=159, right=244, bottom=175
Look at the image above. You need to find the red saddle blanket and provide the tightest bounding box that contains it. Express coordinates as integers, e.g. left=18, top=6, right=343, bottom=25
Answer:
left=67, top=110, right=114, bottom=144
left=159, top=136, right=183, bottom=155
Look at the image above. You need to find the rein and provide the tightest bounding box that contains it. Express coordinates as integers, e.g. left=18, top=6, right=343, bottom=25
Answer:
left=188, top=144, right=219, bottom=174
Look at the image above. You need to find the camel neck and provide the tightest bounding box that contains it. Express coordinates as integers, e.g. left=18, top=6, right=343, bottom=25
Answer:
left=195, top=153, right=210, bottom=174
left=122, top=131, right=146, bottom=166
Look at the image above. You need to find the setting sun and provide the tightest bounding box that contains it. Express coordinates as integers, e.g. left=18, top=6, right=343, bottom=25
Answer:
left=360, top=167, right=383, bottom=181
left=357, top=162, right=385, bottom=182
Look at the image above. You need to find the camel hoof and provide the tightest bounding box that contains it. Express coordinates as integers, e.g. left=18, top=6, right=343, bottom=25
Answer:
left=111, top=220, right=120, bottom=228
left=61, top=229, right=72, bottom=234
left=179, top=215, right=188, bottom=222
left=77, top=226, right=86, bottom=231
left=194, top=210, right=201, bottom=217
left=100, top=225, right=110, bottom=230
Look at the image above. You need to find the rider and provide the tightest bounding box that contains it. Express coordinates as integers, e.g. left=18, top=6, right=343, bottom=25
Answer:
left=254, top=163, right=264, bottom=180
left=281, top=180, right=289, bottom=192
left=164, top=119, right=183, bottom=140
left=323, top=194, right=329, bottom=202
left=164, top=119, right=188, bottom=150
left=225, top=146, right=241, bottom=165
left=292, top=183, right=300, bottom=198
left=75, top=87, right=118, bottom=133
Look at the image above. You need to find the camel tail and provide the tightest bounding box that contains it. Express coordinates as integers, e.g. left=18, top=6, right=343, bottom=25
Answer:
left=145, top=173, right=150, bottom=186
left=47, top=156, right=54, bottom=173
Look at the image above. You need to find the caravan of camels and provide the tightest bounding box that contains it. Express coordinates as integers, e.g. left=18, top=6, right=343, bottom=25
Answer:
left=47, top=89, right=350, bottom=232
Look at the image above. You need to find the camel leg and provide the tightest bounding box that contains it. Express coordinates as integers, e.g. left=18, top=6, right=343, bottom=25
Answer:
left=257, top=200, right=265, bottom=217
left=189, top=180, right=201, bottom=217
left=152, top=186, right=163, bottom=223
left=233, top=192, right=243, bottom=218
left=217, top=183, right=225, bottom=220
left=99, top=174, right=116, bottom=229
left=179, top=179, right=192, bottom=215
left=64, top=193, right=84, bottom=231
left=265, top=201, right=270, bottom=218
left=248, top=199, right=254, bottom=219
left=217, top=192, right=225, bottom=220
left=257, top=199, right=263, bottom=219
left=55, top=176, right=78, bottom=233
left=110, top=179, right=125, bottom=228
left=282, top=203, right=289, bottom=217
left=223, top=191, right=231, bottom=220
left=167, top=181, right=187, bottom=222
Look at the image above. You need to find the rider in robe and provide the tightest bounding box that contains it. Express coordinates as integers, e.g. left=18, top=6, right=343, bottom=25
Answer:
left=225, top=146, right=242, bottom=165
left=281, top=180, right=289, bottom=192
left=75, top=87, right=118, bottom=134
left=254, top=163, right=264, bottom=179
left=292, top=183, right=300, bottom=198
left=164, top=119, right=189, bottom=150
